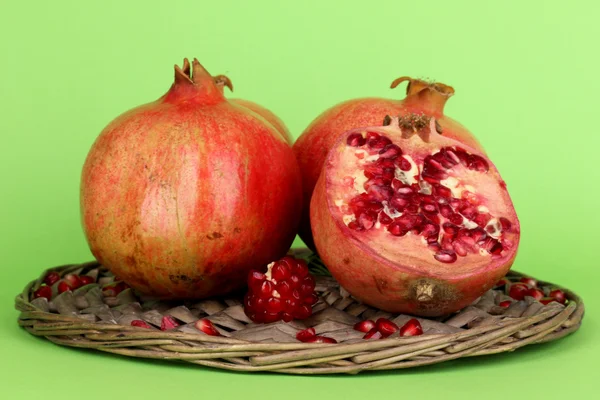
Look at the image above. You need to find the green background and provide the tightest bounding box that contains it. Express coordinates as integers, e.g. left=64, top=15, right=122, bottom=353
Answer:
left=1, top=0, right=597, bottom=397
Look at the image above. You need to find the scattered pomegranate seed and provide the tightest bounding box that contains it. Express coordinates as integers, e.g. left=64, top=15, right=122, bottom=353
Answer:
left=63, top=274, right=82, bottom=290
left=520, top=277, right=537, bottom=287
left=494, top=278, right=510, bottom=288
left=363, top=328, right=383, bottom=340
left=33, top=285, right=52, bottom=300
left=498, top=300, right=512, bottom=308
left=549, top=289, right=567, bottom=304
left=131, top=320, right=152, bottom=329
left=399, top=318, right=423, bottom=337
left=43, top=271, right=60, bottom=286
left=296, top=327, right=317, bottom=342
left=306, top=336, right=338, bottom=344
left=540, top=297, right=558, bottom=305
left=79, top=275, right=95, bottom=286
left=160, top=316, right=180, bottom=331
left=57, top=281, right=72, bottom=294
left=353, top=319, right=376, bottom=333
left=195, top=319, right=221, bottom=336
left=525, top=288, right=544, bottom=300
left=508, top=283, right=529, bottom=301
left=102, top=281, right=129, bottom=297
left=375, top=318, right=399, bottom=337
left=243, top=256, right=318, bottom=323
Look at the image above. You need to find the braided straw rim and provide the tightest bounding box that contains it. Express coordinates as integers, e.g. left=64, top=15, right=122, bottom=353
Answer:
left=15, top=252, right=584, bottom=375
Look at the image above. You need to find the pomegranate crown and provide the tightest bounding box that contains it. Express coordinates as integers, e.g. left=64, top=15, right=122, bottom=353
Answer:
left=164, top=58, right=225, bottom=104
left=390, top=77, right=455, bottom=116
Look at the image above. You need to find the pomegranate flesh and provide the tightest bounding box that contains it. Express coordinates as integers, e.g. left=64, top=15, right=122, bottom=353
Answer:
left=310, top=115, right=520, bottom=316
left=80, top=58, right=302, bottom=299
left=294, top=77, right=484, bottom=250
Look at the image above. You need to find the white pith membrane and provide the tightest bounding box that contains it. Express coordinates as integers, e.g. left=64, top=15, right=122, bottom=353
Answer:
left=327, top=118, right=518, bottom=272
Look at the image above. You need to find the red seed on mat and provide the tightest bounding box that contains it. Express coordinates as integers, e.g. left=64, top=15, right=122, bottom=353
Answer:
left=399, top=318, right=423, bottom=337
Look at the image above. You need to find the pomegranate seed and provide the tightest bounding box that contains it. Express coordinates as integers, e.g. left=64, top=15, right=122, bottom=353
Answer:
left=347, top=133, right=366, bottom=147
left=498, top=300, right=512, bottom=308
left=379, top=144, right=402, bottom=159
left=271, top=262, right=291, bottom=281
left=434, top=250, right=457, bottom=263
left=436, top=185, right=452, bottom=198
left=307, top=336, right=338, bottom=344
left=375, top=318, right=399, bottom=337
left=43, top=272, right=60, bottom=286
left=452, top=241, right=468, bottom=257
left=449, top=213, right=464, bottom=225
left=549, top=289, right=566, bottom=304
left=79, top=275, right=95, bottom=286
left=296, top=327, right=316, bottom=342
left=131, top=320, right=152, bottom=329
left=520, top=277, right=537, bottom=287
left=494, top=278, right=510, bottom=288
left=353, top=319, right=376, bottom=333
left=63, top=274, right=82, bottom=290
left=508, top=283, right=529, bottom=301
left=499, top=217, right=512, bottom=231
left=540, top=297, right=558, bottom=305
left=363, top=328, right=383, bottom=340
left=57, top=281, right=71, bottom=294
left=525, top=288, right=544, bottom=300
left=396, top=156, right=412, bottom=171
left=379, top=213, right=393, bottom=225
left=160, top=315, right=180, bottom=331
left=195, top=319, right=221, bottom=336
left=399, top=319, right=423, bottom=337
left=243, top=257, right=318, bottom=323
left=33, top=285, right=52, bottom=300
left=467, top=154, right=489, bottom=172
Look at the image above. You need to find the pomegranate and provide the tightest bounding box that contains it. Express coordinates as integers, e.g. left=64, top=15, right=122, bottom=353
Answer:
left=310, top=115, right=520, bottom=316
left=80, top=58, right=302, bottom=299
left=243, top=256, right=318, bottom=323
left=294, top=76, right=484, bottom=249
left=213, top=75, right=294, bottom=145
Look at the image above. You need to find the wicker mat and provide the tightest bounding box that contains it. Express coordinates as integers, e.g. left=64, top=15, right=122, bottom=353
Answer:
left=14, top=249, right=584, bottom=374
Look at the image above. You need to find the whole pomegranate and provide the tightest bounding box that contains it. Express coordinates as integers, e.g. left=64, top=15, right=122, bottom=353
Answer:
left=310, top=115, right=520, bottom=316
left=80, top=58, right=302, bottom=299
left=294, top=77, right=483, bottom=250
left=213, top=75, right=294, bottom=145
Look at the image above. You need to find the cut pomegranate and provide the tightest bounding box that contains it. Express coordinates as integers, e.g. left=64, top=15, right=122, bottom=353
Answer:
left=33, top=285, right=52, bottom=300
left=160, top=316, right=180, bottom=331
left=353, top=319, right=376, bottom=333
left=549, top=289, right=567, bottom=304
left=525, top=288, right=544, bottom=300
left=498, top=300, right=512, bottom=308
left=375, top=318, right=399, bottom=337
left=195, top=319, right=221, bottom=336
left=520, top=277, right=537, bottom=287
left=243, top=256, right=318, bottom=323
left=43, top=272, right=60, bottom=286
left=310, top=116, right=520, bottom=316
left=508, top=283, right=529, bottom=301
left=399, top=319, right=424, bottom=337
left=363, top=328, right=383, bottom=340
left=296, top=327, right=317, bottom=342
left=131, top=320, right=152, bottom=329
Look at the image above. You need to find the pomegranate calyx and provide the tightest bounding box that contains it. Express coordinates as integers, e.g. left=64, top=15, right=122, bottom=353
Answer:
left=169, top=58, right=225, bottom=104
left=390, top=76, right=454, bottom=116
left=213, top=75, right=234, bottom=92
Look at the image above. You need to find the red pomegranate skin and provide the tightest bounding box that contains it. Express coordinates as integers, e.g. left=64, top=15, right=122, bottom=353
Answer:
left=213, top=75, right=294, bottom=145
left=80, top=59, right=302, bottom=299
left=310, top=120, right=519, bottom=316
left=294, top=78, right=483, bottom=250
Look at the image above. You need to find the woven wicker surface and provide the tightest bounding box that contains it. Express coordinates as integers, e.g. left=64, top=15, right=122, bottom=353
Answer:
left=15, top=249, right=584, bottom=375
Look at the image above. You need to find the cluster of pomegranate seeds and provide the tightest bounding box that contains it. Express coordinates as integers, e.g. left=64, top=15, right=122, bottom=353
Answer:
left=353, top=317, right=423, bottom=339
left=244, top=256, right=318, bottom=323
left=343, top=130, right=513, bottom=263
left=295, top=327, right=337, bottom=343
left=505, top=278, right=567, bottom=305
left=33, top=271, right=130, bottom=301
